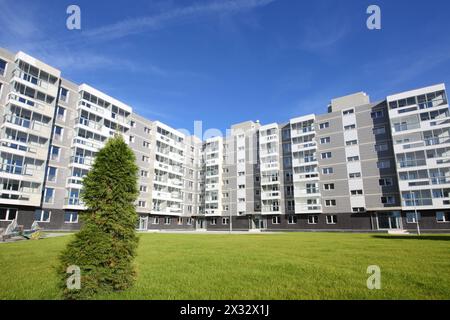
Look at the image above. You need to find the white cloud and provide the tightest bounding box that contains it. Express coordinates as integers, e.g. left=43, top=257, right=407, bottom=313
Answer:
left=83, top=0, right=275, bottom=41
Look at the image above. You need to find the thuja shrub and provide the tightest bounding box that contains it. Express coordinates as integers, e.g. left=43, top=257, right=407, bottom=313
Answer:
left=58, top=134, right=139, bottom=299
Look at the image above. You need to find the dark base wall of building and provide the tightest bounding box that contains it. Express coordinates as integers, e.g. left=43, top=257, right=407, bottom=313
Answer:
left=1, top=206, right=450, bottom=233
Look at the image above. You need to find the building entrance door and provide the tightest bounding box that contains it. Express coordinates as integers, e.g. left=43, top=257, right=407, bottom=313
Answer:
left=377, top=212, right=402, bottom=230
left=196, top=218, right=206, bottom=230
left=138, top=216, right=148, bottom=231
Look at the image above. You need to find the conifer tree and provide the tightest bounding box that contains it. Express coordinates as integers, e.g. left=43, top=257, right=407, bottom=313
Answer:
left=58, top=134, right=139, bottom=299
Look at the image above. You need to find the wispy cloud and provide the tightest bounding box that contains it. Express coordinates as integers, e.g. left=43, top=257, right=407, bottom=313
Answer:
left=83, top=0, right=275, bottom=41
left=363, top=45, right=450, bottom=88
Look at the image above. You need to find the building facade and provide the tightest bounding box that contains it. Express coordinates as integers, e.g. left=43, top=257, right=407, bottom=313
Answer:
left=0, top=48, right=449, bottom=233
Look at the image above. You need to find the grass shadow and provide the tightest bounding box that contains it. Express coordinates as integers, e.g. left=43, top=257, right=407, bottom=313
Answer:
left=372, top=235, right=450, bottom=241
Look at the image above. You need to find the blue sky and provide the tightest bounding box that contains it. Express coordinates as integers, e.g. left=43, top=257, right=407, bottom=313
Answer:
left=1, top=0, right=450, bottom=136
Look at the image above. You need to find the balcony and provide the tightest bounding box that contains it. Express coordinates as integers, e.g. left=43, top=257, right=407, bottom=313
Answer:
left=8, top=93, right=54, bottom=117
left=3, top=114, right=52, bottom=137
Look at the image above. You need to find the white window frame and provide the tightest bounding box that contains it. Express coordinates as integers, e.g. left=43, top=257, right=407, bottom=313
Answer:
left=322, top=167, right=334, bottom=175
left=272, top=216, right=280, bottom=224
left=406, top=212, right=421, bottom=224
left=287, top=215, right=297, bottom=224
left=326, top=215, right=337, bottom=225
left=320, top=137, right=331, bottom=144
left=64, top=211, right=78, bottom=224
left=308, top=215, right=318, bottom=224
left=0, top=208, right=18, bottom=221
left=325, top=199, right=336, bottom=207
left=34, top=209, right=51, bottom=223
left=436, top=212, right=450, bottom=223
left=319, top=122, right=329, bottom=130
left=321, top=152, right=332, bottom=159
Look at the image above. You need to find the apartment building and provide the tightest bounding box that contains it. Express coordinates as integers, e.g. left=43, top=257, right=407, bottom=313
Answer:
left=0, top=48, right=449, bottom=233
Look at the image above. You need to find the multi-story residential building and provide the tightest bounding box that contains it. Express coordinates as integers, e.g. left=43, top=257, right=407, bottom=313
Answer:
left=0, top=48, right=449, bottom=233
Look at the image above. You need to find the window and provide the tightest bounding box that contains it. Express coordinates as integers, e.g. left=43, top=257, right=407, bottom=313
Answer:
left=272, top=216, right=280, bottom=224
left=325, top=199, right=336, bottom=207
left=344, top=124, right=356, bottom=130
left=34, top=210, right=51, bottom=222
left=238, top=198, right=245, bottom=203
left=346, top=140, right=358, bottom=146
left=56, top=106, right=66, bottom=121
left=320, top=137, right=331, bottom=144
left=64, top=211, right=78, bottom=223
left=351, top=190, right=363, bottom=196
left=436, top=212, right=450, bottom=223
left=50, top=146, right=60, bottom=161
left=143, top=141, right=151, bottom=148
left=326, top=215, right=337, bottom=224
left=238, top=171, right=245, bottom=176
left=130, top=121, right=136, bottom=128
left=381, top=196, right=396, bottom=205
left=141, top=170, right=148, bottom=177
left=238, top=184, right=245, bottom=189
left=347, top=156, right=360, bottom=162
left=44, top=188, right=54, bottom=203
left=142, top=156, right=150, bottom=163
left=210, top=218, right=217, bottom=225
left=371, top=110, right=384, bottom=119
left=308, top=215, right=318, bottom=224
left=406, top=212, right=421, bottom=223
left=379, top=178, right=394, bottom=186
left=323, top=183, right=335, bottom=190
left=0, top=58, right=6, bottom=76
left=129, top=136, right=135, bottom=143
left=343, top=109, right=354, bottom=115
left=144, top=127, right=151, bottom=134
left=375, top=144, right=388, bottom=152
left=164, top=217, right=171, bottom=225
left=138, top=201, right=146, bottom=208
left=322, top=167, right=334, bottom=175
left=284, top=215, right=296, bottom=224
left=352, top=207, right=365, bottom=213
left=53, top=126, right=63, bottom=140
left=377, top=160, right=391, bottom=169
left=349, top=172, right=361, bottom=179
left=47, top=166, right=57, bottom=182
left=222, top=217, right=229, bottom=225
left=59, top=87, right=69, bottom=102
left=373, top=126, right=386, bottom=135
left=152, top=217, right=160, bottom=225
left=319, top=122, right=329, bottom=129
left=186, top=218, right=193, bottom=225
left=140, top=185, right=148, bottom=192
left=0, top=208, right=17, bottom=221
left=321, top=152, right=332, bottom=159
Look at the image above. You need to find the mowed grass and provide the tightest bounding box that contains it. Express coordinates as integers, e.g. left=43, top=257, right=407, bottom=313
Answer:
left=0, top=232, right=449, bottom=300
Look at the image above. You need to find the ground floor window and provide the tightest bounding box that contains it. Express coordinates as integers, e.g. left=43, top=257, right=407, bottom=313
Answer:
left=287, top=216, right=297, bottom=224
left=272, top=216, right=280, bottom=224
left=326, top=215, right=337, bottom=224
left=164, top=217, right=171, bottom=225
left=0, top=208, right=17, bottom=221
left=186, top=218, right=192, bottom=225
left=406, top=212, right=421, bottom=223
left=64, top=211, right=78, bottom=223
left=152, top=217, right=160, bottom=224
left=308, top=215, right=318, bottom=224
left=436, top=211, right=450, bottom=223
left=222, top=217, right=229, bottom=225
left=34, top=210, right=51, bottom=222
left=210, top=218, right=217, bottom=225
left=177, top=217, right=183, bottom=225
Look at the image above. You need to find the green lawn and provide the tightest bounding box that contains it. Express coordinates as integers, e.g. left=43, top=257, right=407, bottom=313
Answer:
left=1, top=232, right=449, bottom=300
